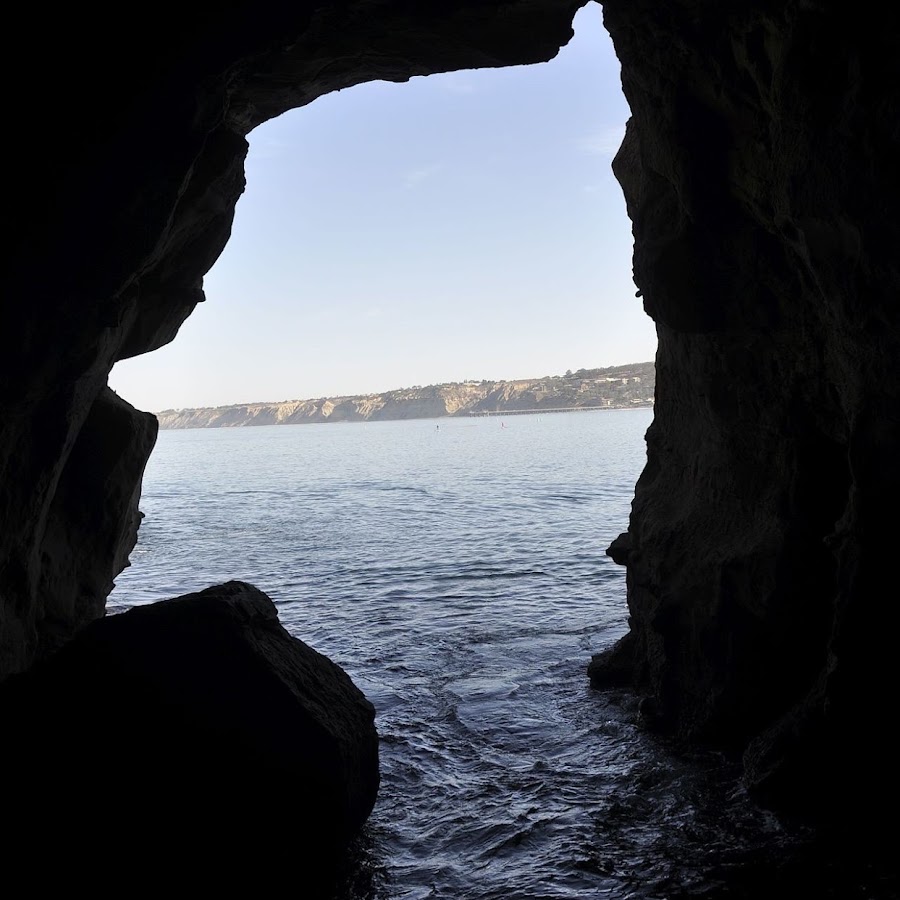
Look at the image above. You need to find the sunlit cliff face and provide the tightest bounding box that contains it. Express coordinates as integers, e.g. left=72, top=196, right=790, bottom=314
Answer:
left=2, top=0, right=899, bottom=825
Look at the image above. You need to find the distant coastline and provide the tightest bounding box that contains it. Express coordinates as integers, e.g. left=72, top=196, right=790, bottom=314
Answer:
left=155, top=362, right=655, bottom=429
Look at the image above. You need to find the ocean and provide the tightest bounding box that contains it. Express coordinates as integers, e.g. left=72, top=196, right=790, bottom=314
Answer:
left=109, top=408, right=854, bottom=899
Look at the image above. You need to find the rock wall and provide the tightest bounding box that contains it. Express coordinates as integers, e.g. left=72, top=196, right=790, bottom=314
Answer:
left=592, top=0, right=900, bottom=819
left=1, top=0, right=898, bottom=824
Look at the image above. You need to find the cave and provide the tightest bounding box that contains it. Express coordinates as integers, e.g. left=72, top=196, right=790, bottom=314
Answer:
left=2, top=0, right=898, bottom=891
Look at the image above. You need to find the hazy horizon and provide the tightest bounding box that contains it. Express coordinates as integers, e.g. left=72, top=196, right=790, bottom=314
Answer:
left=110, top=5, right=657, bottom=413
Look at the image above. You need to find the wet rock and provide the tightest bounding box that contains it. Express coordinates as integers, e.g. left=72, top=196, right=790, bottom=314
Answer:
left=588, top=631, right=636, bottom=689
left=0, top=581, right=379, bottom=886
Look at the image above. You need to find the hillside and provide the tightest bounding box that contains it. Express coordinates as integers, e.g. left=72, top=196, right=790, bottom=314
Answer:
left=155, top=362, right=655, bottom=429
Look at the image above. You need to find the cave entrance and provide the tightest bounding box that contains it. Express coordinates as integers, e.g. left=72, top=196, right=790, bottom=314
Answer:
left=106, top=5, right=657, bottom=893
left=107, top=0, right=657, bottom=632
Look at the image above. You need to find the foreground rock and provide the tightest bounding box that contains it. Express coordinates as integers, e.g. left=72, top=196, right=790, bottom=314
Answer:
left=0, top=581, right=379, bottom=887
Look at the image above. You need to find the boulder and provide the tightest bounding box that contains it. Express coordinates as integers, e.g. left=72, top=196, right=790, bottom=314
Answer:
left=0, top=581, right=379, bottom=888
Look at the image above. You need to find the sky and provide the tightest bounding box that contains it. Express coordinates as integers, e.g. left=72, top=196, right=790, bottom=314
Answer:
left=109, top=4, right=657, bottom=412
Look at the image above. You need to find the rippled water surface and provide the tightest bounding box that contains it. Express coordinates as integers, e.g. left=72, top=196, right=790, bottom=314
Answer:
left=110, top=410, right=891, bottom=899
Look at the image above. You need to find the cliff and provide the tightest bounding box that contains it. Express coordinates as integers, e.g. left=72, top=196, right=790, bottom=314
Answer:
left=156, top=363, right=655, bottom=428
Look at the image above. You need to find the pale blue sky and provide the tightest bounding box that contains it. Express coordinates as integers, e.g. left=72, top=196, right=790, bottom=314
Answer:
left=110, top=4, right=657, bottom=412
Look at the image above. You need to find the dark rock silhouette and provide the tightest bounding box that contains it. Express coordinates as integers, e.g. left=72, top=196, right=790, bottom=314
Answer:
left=595, top=0, right=900, bottom=828
left=0, top=581, right=379, bottom=887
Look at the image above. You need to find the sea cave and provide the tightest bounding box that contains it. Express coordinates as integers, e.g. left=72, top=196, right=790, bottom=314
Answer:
left=1, top=0, right=898, bottom=893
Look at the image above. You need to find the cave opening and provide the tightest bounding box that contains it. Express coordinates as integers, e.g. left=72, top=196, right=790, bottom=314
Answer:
left=4, top=1, right=897, bottom=894
left=108, top=2, right=656, bottom=621
left=102, top=7, right=666, bottom=895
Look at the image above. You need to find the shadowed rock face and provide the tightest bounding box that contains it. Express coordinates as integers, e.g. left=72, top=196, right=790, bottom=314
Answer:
left=1, top=0, right=898, bottom=825
left=0, top=581, right=379, bottom=885
left=591, top=0, right=900, bottom=821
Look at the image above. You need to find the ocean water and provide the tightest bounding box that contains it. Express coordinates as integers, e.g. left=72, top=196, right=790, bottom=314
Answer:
left=109, top=409, right=881, bottom=899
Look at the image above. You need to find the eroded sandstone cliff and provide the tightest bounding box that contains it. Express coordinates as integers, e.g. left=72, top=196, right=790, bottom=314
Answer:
left=156, top=363, right=654, bottom=428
